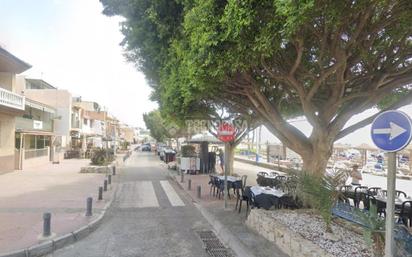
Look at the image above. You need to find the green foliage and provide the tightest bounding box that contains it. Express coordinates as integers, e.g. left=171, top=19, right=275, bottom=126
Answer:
left=121, top=141, right=130, bottom=150
left=102, top=0, right=412, bottom=175
left=143, top=109, right=186, bottom=142
left=355, top=204, right=385, bottom=257
left=181, top=144, right=196, bottom=157
left=296, top=171, right=346, bottom=232
left=91, top=148, right=114, bottom=166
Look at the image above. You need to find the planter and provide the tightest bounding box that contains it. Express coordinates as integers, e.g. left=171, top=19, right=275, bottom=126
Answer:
left=246, top=209, right=371, bottom=257
left=80, top=165, right=111, bottom=174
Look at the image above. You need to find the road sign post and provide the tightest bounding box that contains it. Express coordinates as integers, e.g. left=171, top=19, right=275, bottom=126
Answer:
left=217, top=122, right=236, bottom=210
left=371, top=110, right=412, bottom=257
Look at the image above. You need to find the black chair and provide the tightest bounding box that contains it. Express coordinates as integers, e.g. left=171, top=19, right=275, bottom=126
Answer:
left=354, top=186, right=368, bottom=208
left=362, top=193, right=386, bottom=217
left=269, top=172, right=278, bottom=177
left=236, top=186, right=254, bottom=217
left=398, top=201, right=412, bottom=227
left=339, top=185, right=353, bottom=204
left=367, top=187, right=382, bottom=196
left=279, top=195, right=301, bottom=209
left=208, top=175, right=217, bottom=196
left=396, top=190, right=407, bottom=198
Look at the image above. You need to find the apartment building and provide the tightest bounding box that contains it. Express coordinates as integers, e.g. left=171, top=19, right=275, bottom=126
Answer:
left=0, top=47, right=31, bottom=172
left=16, top=77, right=72, bottom=149
left=70, top=98, right=108, bottom=156
left=15, top=98, right=56, bottom=169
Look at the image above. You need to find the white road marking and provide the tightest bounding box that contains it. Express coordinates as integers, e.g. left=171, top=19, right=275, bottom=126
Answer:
left=118, top=181, right=159, bottom=208
left=160, top=180, right=185, bottom=207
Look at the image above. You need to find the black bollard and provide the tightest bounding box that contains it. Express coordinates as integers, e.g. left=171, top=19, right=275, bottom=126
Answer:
left=181, top=173, right=184, bottom=183
left=98, top=186, right=103, bottom=200
left=188, top=179, right=192, bottom=190
left=108, top=175, right=112, bottom=185
left=86, top=197, right=93, bottom=216
left=104, top=180, right=108, bottom=191
left=197, top=186, right=201, bottom=199
left=43, top=212, right=51, bottom=237
left=112, top=166, right=116, bottom=176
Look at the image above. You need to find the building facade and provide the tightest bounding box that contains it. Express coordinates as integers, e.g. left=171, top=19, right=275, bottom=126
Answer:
left=0, top=47, right=31, bottom=172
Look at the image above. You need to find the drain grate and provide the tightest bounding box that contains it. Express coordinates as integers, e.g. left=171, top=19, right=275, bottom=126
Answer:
left=207, top=249, right=232, bottom=257
left=196, top=230, right=233, bottom=257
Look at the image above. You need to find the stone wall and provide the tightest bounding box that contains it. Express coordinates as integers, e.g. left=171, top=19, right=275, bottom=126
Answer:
left=246, top=209, right=333, bottom=257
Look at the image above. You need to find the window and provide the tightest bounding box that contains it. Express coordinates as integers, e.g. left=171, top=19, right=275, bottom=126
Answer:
left=84, top=118, right=87, bottom=125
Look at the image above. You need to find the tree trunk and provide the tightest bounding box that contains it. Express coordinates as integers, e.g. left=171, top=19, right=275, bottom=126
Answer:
left=301, top=137, right=333, bottom=175
left=224, top=143, right=235, bottom=176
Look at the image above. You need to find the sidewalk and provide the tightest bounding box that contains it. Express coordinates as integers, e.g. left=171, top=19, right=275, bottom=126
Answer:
left=169, top=169, right=288, bottom=257
left=0, top=158, right=116, bottom=254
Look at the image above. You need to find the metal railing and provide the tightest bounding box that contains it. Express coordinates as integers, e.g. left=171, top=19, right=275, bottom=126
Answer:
left=25, top=148, right=49, bottom=159
left=0, top=87, right=25, bottom=110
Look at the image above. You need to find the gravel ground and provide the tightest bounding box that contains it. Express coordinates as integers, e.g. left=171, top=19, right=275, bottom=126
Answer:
left=270, top=210, right=372, bottom=257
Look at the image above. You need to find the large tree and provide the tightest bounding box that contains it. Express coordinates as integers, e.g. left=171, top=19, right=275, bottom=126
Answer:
left=103, top=0, right=412, bottom=175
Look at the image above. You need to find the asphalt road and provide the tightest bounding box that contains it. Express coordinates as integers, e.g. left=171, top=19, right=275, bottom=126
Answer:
left=51, top=151, right=212, bottom=257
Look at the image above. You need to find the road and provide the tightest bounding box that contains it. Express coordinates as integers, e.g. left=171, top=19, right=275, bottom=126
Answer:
left=52, top=151, right=212, bottom=257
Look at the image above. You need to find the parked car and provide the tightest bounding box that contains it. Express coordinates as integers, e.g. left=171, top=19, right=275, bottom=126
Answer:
left=141, top=143, right=151, bottom=151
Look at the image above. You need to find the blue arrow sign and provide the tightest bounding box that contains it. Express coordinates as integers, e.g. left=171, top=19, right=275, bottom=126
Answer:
left=371, top=110, right=412, bottom=152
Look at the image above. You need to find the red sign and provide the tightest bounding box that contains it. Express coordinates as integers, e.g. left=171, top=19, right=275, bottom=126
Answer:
left=217, top=122, right=236, bottom=142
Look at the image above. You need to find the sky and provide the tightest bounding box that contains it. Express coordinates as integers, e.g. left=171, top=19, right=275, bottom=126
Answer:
left=1, top=0, right=411, bottom=146
left=0, top=0, right=157, bottom=128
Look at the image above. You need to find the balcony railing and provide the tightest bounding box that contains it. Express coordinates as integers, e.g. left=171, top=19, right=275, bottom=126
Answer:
left=16, top=117, right=53, bottom=132
left=0, top=87, right=25, bottom=110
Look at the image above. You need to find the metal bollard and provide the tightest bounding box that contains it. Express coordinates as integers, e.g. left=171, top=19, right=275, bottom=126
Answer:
left=197, top=186, right=201, bottom=199
left=104, top=180, right=108, bottom=191
left=112, top=166, right=116, bottom=176
left=86, top=197, right=93, bottom=216
left=181, top=173, right=184, bottom=183
left=188, top=179, right=192, bottom=190
left=98, top=186, right=103, bottom=200
left=43, top=212, right=51, bottom=237
left=108, top=175, right=112, bottom=185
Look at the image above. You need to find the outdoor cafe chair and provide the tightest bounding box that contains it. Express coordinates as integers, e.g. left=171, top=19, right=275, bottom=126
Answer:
left=354, top=186, right=369, bottom=208
left=367, top=187, right=382, bottom=196
left=208, top=175, right=217, bottom=196
left=269, top=171, right=278, bottom=177
left=398, top=201, right=412, bottom=227
left=236, top=186, right=254, bottom=217
left=396, top=190, right=407, bottom=198
left=339, top=185, right=353, bottom=204
left=362, top=193, right=386, bottom=217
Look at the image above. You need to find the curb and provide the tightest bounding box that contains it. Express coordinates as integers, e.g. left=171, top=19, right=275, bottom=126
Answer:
left=167, top=170, right=256, bottom=257
left=0, top=181, right=118, bottom=257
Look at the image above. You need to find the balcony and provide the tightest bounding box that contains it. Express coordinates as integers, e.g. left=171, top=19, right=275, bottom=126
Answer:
left=16, top=117, right=53, bottom=132
left=71, top=119, right=81, bottom=129
left=0, top=87, right=25, bottom=111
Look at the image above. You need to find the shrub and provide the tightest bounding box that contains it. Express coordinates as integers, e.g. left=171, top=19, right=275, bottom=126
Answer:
left=181, top=145, right=196, bottom=157
left=91, top=148, right=114, bottom=166
left=295, top=171, right=346, bottom=232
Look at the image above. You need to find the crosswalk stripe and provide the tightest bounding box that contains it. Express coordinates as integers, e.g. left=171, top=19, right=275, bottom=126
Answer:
left=118, top=181, right=159, bottom=208
left=160, top=180, right=185, bottom=207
